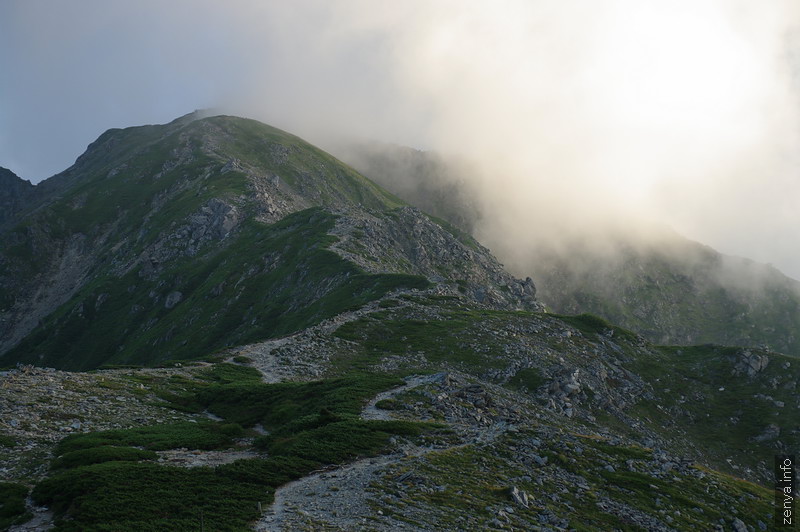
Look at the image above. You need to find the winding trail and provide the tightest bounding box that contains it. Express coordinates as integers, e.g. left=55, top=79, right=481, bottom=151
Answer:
left=251, top=370, right=515, bottom=531
left=252, top=373, right=445, bottom=531
left=362, top=373, right=445, bottom=421
left=234, top=307, right=373, bottom=383
left=8, top=499, right=53, bottom=532
left=254, top=454, right=407, bottom=532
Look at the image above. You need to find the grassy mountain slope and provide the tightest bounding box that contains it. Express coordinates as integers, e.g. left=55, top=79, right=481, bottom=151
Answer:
left=326, top=297, right=799, bottom=484
left=1, top=116, right=794, bottom=530
left=1, top=114, right=533, bottom=370
left=6, top=208, right=429, bottom=370
left=2, top=296, right=791, bottom=530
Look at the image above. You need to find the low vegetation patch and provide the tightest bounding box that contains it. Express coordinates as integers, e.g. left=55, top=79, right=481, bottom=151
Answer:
left=33, top=461, right=267, bottom=532
left=550, top=313, right=638, bottom=342
left=507, top=367, right=546, bottom=393
left=30, top=366, right=437, bottom=531
left=198, top=362, right=263, bottom=385
left=0, top=434, right=17, bottom=448
left=188, top=373, right=405, bottom=427
left=0, top=482, right=31, bottom=530
left=50, top=446, right=158, bottom=471
left=333, top=309, right=509, bottom=372
left=259, top=418, right=427, bottom=465
left=54, top=421, right=244, bottom=455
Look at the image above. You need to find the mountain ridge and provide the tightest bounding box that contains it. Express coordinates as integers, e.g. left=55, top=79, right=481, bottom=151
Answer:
left=0, top=114, right=539, bottom=369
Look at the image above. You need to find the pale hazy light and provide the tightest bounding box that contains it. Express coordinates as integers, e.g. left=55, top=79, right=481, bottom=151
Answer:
left=590, top=2, right=762, bottom=125
left=579, top=1, right=769, bottom=201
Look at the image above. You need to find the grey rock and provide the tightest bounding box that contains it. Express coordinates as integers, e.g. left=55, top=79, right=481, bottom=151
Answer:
left=531, top=454, right=548, bottom=466
left=753, top=423, right=780, bottom=442
left=164, top=291, right=183, bottom=309
left=734, top=350, right=769, bottom=377
left=509, top=486, right=530, bottom=508
left=731, top=517, right=747, bottom=532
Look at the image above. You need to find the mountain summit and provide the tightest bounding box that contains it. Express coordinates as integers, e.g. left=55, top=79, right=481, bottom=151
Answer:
left=0, top=114, right=538, bottom=370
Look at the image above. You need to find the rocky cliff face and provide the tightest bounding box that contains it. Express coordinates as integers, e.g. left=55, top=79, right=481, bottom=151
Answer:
left=330, top=206, right=538, bottom=310
left=0, top=114, right=539, bottom=369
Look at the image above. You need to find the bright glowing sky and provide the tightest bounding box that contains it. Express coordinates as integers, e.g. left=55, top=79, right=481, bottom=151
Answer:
left=1, top=1, right=799, bottom=278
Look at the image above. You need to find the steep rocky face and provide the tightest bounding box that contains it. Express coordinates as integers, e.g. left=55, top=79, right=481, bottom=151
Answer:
left=0, top=114, right=539, bottom=369
left=330, top=206, right=538, bottom=310
left=0, top=167, right=36, bottom=229
left=342, top=143, right=800, bottom=357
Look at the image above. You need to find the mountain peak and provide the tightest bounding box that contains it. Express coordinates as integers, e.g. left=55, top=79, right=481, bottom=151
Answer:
left=0, top=113, right=540, bottom=369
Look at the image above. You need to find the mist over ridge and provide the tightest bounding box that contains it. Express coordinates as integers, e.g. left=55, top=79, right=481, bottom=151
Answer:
left=2, top=0, right=799, bottom=277
left=338, top=139, right=800, bottom=356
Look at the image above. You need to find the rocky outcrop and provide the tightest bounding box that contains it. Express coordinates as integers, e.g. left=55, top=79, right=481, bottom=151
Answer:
left=0, top=230, right=100, bottom=355
left=330, top=207, right=542, bottom=311
left=733, top=349, right=769, bottom=377
left=546, top=368, right=582, bottom=417
left=136, top=197, right=243, bottom=278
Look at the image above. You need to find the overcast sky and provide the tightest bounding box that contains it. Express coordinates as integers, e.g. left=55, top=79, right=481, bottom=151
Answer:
left=1, top=1, right=799, bottom=278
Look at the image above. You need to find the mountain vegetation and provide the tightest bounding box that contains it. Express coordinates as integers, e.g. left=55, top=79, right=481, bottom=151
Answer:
left=0, top=113, right=531, bottom=370
left=0, top=114, right=795, bottom=531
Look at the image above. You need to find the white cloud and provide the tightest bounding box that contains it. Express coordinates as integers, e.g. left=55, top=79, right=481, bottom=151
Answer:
left=1, top=0, right=798, bottom=277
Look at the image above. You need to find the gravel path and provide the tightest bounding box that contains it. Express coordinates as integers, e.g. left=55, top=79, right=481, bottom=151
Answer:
left=252, top=373, right=445, bottom=531
left=254, top=454, right=404, bottom=532
left=8, top=499, right=53, bottom=532
left=235, top=307, right=372, bottom=383
left=362, top=373, right=445, bottom=421
left=157, top=448, right=263, bottom=468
